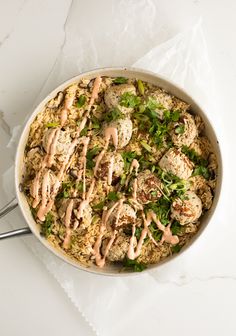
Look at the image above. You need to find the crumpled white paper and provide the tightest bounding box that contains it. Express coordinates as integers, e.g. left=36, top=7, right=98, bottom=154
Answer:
left=1, top=11, right=226, bottom=336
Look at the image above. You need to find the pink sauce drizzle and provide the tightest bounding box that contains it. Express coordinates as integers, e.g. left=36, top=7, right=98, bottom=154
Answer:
left=94, top=127, right=118, bottom=176
left=88, top=76, right=102, bottom=110
left=47, top=128, right=60, bottom=167
left=93, top=199, right=124, bottom=267
left=63, top=199, right=74, bottom=249
left=60, top=84, right=77, bottom=126
left=37, top=170, right=51, bottom=221
left=80, top=137, right=90, bottom=199
left=107, top=155, right=114, bottom=186
left=150, top=212, right=179, bottom=245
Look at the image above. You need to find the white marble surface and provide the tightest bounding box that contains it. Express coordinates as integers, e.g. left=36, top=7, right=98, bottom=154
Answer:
left=0, top=1, right=235, bottom=335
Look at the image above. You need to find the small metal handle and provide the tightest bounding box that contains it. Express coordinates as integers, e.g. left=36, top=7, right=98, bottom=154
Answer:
left=0, top=197, right=18, bottom=219
left=0, top=197, right=32, bottom=239
left=0, top=227, right=31, bottom=240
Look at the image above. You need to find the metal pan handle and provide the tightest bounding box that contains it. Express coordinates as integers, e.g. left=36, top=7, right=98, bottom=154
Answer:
left=0, top=197, right=32, bottom=240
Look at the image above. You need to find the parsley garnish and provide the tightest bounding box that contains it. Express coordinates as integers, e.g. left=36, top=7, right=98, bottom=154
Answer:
left=41, top=212, right=54, bottom=237
left=170, top=220, right=183, bottom=235
left=121, top=151, right=138, bottom=172
left=182, top=146, right=210, bottom=179
left=113, top=77, right=128, bottom=84
left=123, top=257, right=146, bottom=272
left=107, top=191, right=119, bottom=201
left=86, top=146, right=101, bottom=169
left=175, top=124, right=185, bottom=134
left=104, top=107, right=125, bottom=123
left=145, top=198, right=171, bottom=226
left=77, top=95, right=86, bottom=108
left=92, top=201, right=105, bottom=211
left=120, top=92, right=141, bottom=108
left=172, top=244, right=182, bottom=253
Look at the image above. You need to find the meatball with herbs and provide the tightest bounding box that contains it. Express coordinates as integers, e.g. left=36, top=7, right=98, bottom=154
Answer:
left=104, top=84, right=137, bottom=114
left=135, top=170, right=162, bottom=204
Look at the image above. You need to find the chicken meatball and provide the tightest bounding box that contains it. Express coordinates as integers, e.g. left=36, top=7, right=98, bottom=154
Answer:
left=188, top=175, right=213, bottom=210
left=30, top=169, right=57, bottom=198
left=171, top=191, right=202, bottom=225
left=149, top=89, right=173, bottom=119
left=189, top=136, right=212, bottom=160
left=170, top=112, right=198, bottom=147
left=96, top=152, right=124, bottom=182
left=104, top=84, right=136, bottom=114
left=106, top=118, right=133, bottom=149
left=159, top=148, right=193, bottom=180
left=58, top=198, right=92, bottom=230
left=102, top=233, right=137, bottom=262
left=109, top=204, right=136, bottom=228
left=43, top=129, right=71, bottom=156
left=135, top=170, right=162, bottom=204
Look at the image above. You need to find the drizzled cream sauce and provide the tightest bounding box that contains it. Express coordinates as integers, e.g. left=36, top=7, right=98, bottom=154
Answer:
left=37, top=170, right=51, bottom=221
left=127, top=210, right=179, bottom=260
left=60, top=84, right=77, bottom=126
left=32, top=77, right=102, bottom=224
left=93, top=199, right=124, bottom=267
left=63, top=199, right=74, bottom=249
left=94, top=126, right=118, bottom=176
left=107, top=155, right=114, bottom=186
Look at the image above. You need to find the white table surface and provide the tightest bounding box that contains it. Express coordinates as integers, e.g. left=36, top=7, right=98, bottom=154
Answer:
left=0, top=1, right=235, bottom=335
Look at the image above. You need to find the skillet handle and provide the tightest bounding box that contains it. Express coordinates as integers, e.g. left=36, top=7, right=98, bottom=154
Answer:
left=0, top=197, right=32, bottom=239
left=0, top=227, right=31, bottom=240
left=0, top=197, right=18, bottom=219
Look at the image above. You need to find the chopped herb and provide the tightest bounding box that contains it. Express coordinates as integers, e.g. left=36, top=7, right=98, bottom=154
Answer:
left=156, top=167, right=189, bottom=198
left=113, top=77, right=128, bottom=84
left=135, top=226, right=143, bottom=240
left=137, top=79, right=145, bottom=95
left=77, top=95, right=86, bottom=108
left=120, top=92, right=141, bottom=108
left=171, top=110, right=181, bottom=122
left=123, top=257, right=146, bottom=272
left=146, top=198, right=171, bottom=226
left=151, top=191, right=157, bottom=197
left=45, top=122, right=59, bottom=128
left=92, top=201, right=105, bottom=211
left=121, top=151, right=138, bottom=172
left=149, top=222, right=163, bottom=241
left=30, top=206, right=37, bottom=220
left=56, top=181, right=74, bottom=199
left=104, top=107, right=125, bottom=123
left=75, top=182, right=83, bottom=192
left=80, top=126, right=88, bottom=136
left=86, top=146, right=101, bottom=169
left=170, top=221, right=183, bottom=235
left=140, top=140, right=152, bottom=153
left=107, top=191, right=119, bottom=201
left=182, top=146, right=210, bottom=179
left=175, top=124, right=185, bottom=134
left=41, top=212, right=54, bottom=237
left=193, top=166, right=210, bottom=180
left=91, top=116, right=100, bottom=129
left=172, top=244, right=182, bottom=253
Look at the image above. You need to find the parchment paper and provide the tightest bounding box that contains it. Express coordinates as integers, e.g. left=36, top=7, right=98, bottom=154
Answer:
left=1, top=4, right=225, bottom=335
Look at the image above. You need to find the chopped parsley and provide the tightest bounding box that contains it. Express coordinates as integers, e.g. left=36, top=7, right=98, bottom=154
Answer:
left=120, top=92, right=141, bottom=108
left=86, top=146, right=101, bottom=169
left=56, top=181, right=74, bottom=199
left=182, top=146, right=210, bottom=179
left=92, top=201, right=105, bottom=211
left=170, top=220, right=183, bottom=235
left=149, top=222, right=163, bottom=242
left=172, top=244, right=182, bottom=253
left=123, top=257, right=146, bottom=272
left=156, top=167, right=189, bottom=198
left=145, top=198, right=171, bottom=226
left=41, top=212, right=54, bottom=237
left=80, top=126, right=88, bottom=136
left=175, top=124, right=185, bottom=134
left=135, top=226, right=143, bottom=240
left=77, top=95, right=86, bottom=108
left=104, top=107, right=125, bottom=123
left=121, top=151, right=138, bottom=172
left=113, top=77, right=128, bottom=84
left=107, top=191, right=119, bottom=201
